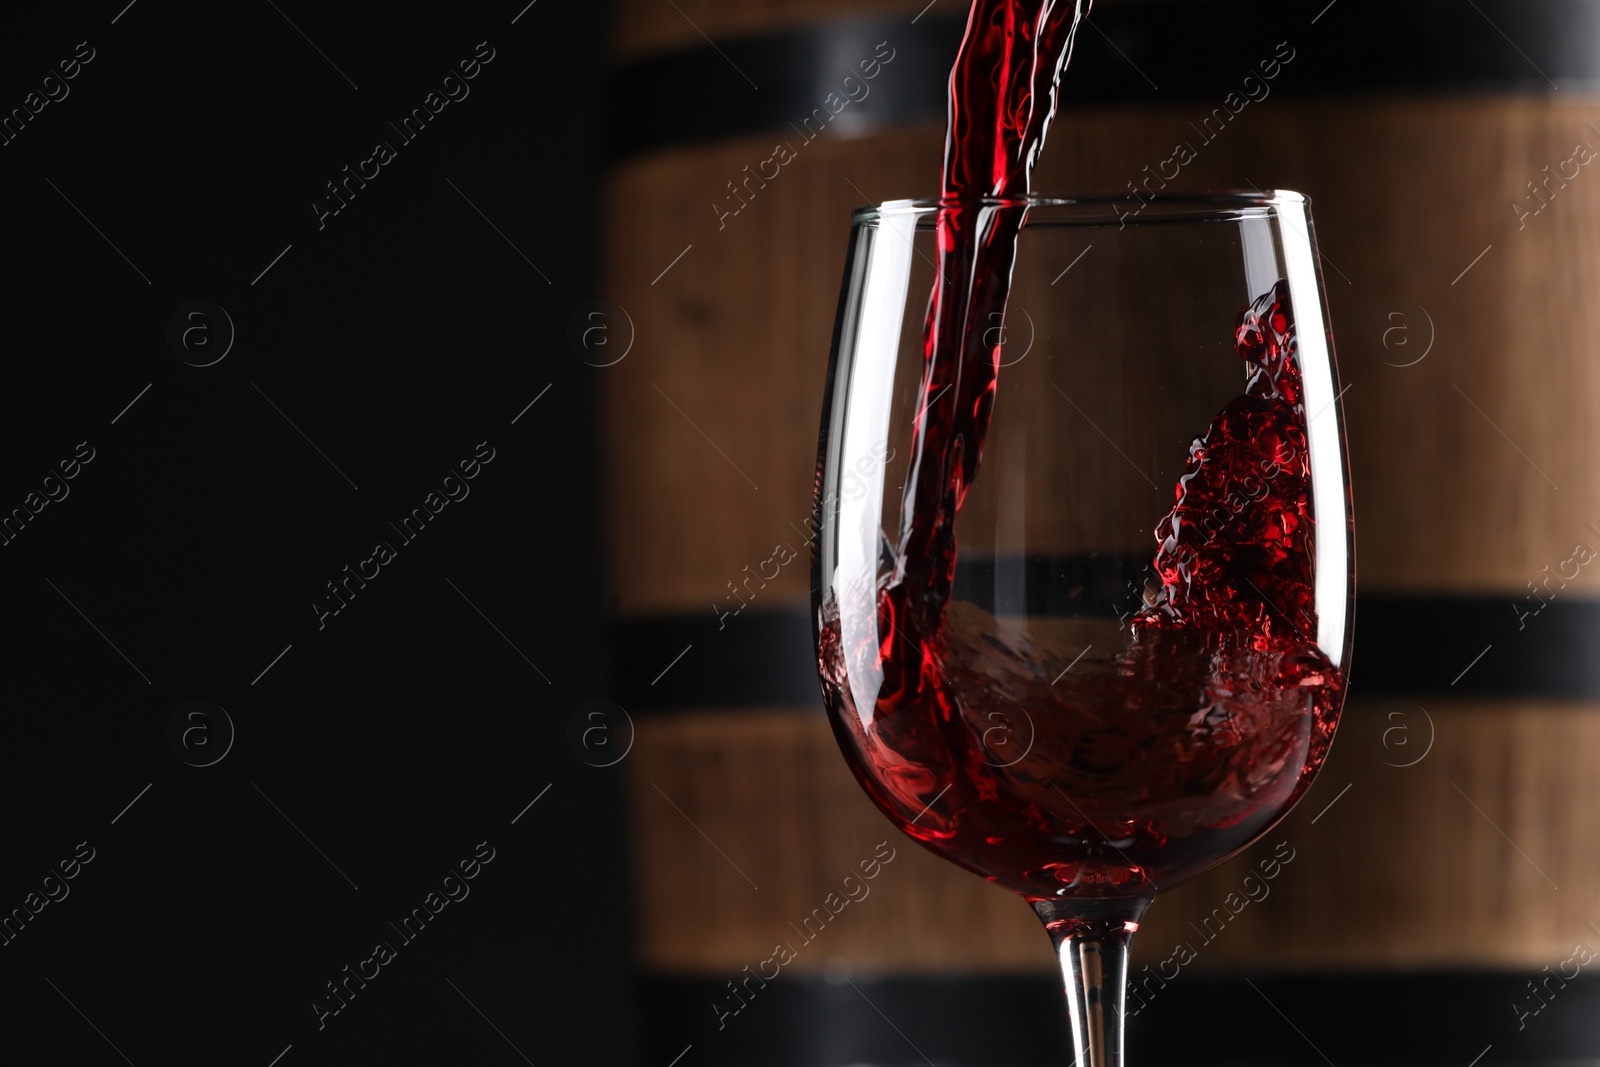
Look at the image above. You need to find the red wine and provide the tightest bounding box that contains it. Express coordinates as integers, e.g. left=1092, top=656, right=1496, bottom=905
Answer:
left=816, top=0, right=1342, bottom=902
left=894, top=0, right=1094, bottom=606
left=819, top=282, right=1341, bottom=900
left=1136, top=279, right=1317, bottom=638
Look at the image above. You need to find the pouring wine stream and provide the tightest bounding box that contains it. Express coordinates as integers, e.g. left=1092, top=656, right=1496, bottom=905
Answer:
left=894, top=4, right=1144, bottom=1061
left=886, top=4, right=1332, bottom=1064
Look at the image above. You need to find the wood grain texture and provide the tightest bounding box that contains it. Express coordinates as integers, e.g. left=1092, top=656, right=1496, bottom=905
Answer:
left=1140, top=695, right=1600, bottom=969
left=604, top=26, right=1600, bottom=973
left=629, top=709, right=1041, bottom=973
left=1029, top=94, right=1600, bottom=598
left=630, top=699, right=1600, bottom=972
left=602, top=124, right=944, bottom=616
left=605, top=95, right=1600, bottom=616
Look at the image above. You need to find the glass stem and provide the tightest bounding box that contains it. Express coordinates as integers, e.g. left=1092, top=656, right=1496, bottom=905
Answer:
left=1032, top=898, right=1149, bottom=1067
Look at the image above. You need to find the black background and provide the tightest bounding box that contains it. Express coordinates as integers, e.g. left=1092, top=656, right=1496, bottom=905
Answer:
left=0, top=2, right=632, bottom=1063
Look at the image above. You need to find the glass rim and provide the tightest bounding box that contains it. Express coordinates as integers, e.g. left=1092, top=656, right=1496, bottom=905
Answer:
left=852, top=189, right=1308, bottom=224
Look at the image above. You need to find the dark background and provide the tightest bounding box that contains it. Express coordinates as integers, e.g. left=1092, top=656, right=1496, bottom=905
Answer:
left=0, top=2, right=632, bottom=1063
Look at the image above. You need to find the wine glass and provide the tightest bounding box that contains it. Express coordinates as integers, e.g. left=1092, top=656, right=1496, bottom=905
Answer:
left=810, top=192, right=1351, bottom=1066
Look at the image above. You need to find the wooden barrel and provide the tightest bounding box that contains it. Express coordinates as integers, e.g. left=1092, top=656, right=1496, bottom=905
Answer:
left=602, top=1, right=1600, bottom=1061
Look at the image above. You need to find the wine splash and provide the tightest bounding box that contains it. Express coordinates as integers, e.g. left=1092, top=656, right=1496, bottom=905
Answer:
left=816, top=0, right=1342, bottom=903
left=1136, top=279, right=1317, bottom=638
